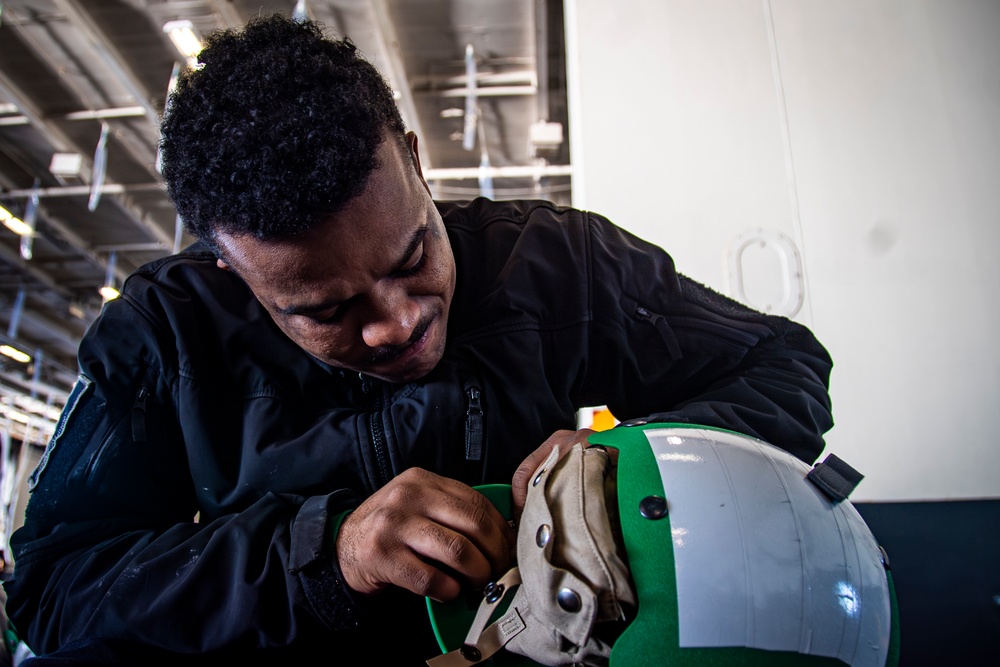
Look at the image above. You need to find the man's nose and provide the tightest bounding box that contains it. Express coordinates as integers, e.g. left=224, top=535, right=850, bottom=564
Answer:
left=361, top=289, right=419, bottom=349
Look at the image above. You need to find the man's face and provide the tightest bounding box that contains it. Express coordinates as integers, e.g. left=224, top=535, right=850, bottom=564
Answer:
left=214, top=132, right=456, bottom=383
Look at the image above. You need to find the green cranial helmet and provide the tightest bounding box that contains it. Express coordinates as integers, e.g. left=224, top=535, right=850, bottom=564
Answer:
left=426, top=424, right=900, bottom=667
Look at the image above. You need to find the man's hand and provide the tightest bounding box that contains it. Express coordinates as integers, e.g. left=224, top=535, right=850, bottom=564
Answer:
left=511, top=428, right=596, bottom=525
left=336, top=467, right=516, bottom=602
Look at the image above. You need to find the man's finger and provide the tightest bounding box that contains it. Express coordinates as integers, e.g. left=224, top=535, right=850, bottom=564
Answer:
left=511, top=428, right=595, bottom=525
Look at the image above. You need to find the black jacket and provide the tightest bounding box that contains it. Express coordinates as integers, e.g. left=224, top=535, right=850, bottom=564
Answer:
left=4, top=199, right=833, bottom=664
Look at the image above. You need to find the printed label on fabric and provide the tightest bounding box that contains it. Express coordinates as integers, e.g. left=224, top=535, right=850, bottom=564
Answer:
left=497, top=609, right=526, bottom=641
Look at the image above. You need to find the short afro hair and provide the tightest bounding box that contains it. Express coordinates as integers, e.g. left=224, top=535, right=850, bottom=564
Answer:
left=159, top=13, right=407, bottom=246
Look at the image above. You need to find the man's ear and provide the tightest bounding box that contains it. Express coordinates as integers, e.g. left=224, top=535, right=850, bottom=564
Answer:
left=216, top=258, right=231, bottom=271
left=406, top=131, right=432, bottom=195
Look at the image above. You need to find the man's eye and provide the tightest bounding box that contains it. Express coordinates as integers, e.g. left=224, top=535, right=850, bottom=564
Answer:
left=294, top=308, right=338, bottom=324
left=396, top=243, right=425, bottom=277
left=316, top=310, right=340, bottom=323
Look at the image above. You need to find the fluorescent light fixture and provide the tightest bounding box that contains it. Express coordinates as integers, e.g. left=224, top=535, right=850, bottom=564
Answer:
left=0, top=405, right=31, bottom=424
left=293, top=0, right=312, bottom=23
left=49, top=152, right=84, bottom=177
left=100, top=250, right=120, bottom=301
left=99, top=285, right=121, bottom=301
left=1, top=204, right=32, bottom=236
left=163, top=20, right=203, bottom=60
left=0, top=344, right=31, bottom=363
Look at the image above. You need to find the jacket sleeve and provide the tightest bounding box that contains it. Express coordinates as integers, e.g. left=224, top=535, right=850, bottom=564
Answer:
left=580, top=211, right=833, bottom=463
left=2, top=293, right=365, bottom=655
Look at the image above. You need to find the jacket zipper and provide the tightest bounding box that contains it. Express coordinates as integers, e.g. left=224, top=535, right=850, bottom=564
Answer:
left=362, top=374, right=392, bottom=488
left=87, top=385, right=147, bottom=487
left=462, top=383, right=486, bottom=484
left=632, top=305, right=682, bottom=359
left=131, top=385, right=148, bottom=443
left=465, top=386, right=484, bottom=462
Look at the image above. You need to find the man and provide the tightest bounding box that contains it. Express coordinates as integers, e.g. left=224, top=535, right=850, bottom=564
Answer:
left=2, top=14, right=833, bottom=666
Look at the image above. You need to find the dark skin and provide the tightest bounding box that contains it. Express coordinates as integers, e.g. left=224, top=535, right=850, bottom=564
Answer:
left=215, top=131, right=597, bottom=602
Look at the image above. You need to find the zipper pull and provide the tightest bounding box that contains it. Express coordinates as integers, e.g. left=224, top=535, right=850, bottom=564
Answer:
left=465, top=387, right=484, bottom=462
left=131, top=386, right=148, bottom=443
left=359, top=373, right=374, bottom=393
left=633, top=305, right=682, bottom=359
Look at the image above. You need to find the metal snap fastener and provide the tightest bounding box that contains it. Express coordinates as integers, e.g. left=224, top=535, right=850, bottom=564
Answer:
left=557, top=587, right=582, bottom=613
left=639, top=495, right=667, bottom=519
left=483, top=581, right=505, bottom=604
left=460, top=645, right=482, bottom=661
left=533, top=469, right=546, bottom=486
left=535, top=524, right=551, bottom=548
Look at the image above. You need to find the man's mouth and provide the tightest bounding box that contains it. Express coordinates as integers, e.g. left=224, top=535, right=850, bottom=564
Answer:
left=365, top=316, right=433, bottom=366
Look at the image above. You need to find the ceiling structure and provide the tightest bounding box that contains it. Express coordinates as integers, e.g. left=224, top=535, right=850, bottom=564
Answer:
left=0, top=0, right=571, bottom=446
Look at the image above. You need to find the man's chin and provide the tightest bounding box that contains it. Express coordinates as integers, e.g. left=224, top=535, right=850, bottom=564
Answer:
left=366, top=351, right=442, bottom=384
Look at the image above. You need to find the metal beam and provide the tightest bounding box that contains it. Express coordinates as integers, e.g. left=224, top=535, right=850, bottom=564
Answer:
left=0, top=306, right=84, bottom=359
left=3, top=183, right=173, bottom=249
left=0, top=246, right=88, bottom=361
left=0, top=14, right=173, bottom=248
left=49, top=0, right=163, bottom=181
left=51, top=0, right=160, bottom=123
left=0, top=190, right=135, bottom=288
left=207, top=0, right=245, bottom=29
left=0, top=68, right=75, bottom=154
left=366, top=0, right=431, bottom=168
left=0, top=226, right=77, bottom=299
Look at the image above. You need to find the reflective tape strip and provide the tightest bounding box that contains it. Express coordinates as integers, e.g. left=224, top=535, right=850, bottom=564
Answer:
left=644, top=427, right=891, bottom=667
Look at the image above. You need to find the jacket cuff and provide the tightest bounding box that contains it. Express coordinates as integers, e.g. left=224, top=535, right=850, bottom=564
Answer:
left=290, top=492, right=363, bottom=632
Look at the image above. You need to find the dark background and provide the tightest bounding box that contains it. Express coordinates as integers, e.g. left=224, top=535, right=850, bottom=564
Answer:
left=855, top=499, right=1000, bottom=666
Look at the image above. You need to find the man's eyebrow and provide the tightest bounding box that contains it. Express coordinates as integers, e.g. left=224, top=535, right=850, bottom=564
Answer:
left=274, top=225, right=429, bottom=317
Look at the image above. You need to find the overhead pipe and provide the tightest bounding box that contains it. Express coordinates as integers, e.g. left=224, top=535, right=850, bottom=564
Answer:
left=20, top=180, right=39, bottom=260
left=4, top=183, right=163, bottom=198
left=88, top=122, right=110, bottom=211
left=6, top=288, right=25, bottom=340
left=462, top=44, right=478, bottom=152
left=535, top=0, right=550, bottom=122
left=0, top=106, right=150, bottom=127
left=414, top=70, right=537, bottom=89
left=425, top=164, right=572, bottom=181
left=63, top=106, right=147, bottom=121
left=93, top=242, right=166, bottom=253
left=432, top=85, right=535, bottom=98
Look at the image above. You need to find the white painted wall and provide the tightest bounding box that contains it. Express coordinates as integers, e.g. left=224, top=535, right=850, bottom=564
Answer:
left=565, top=0, right=1000, bottom=501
